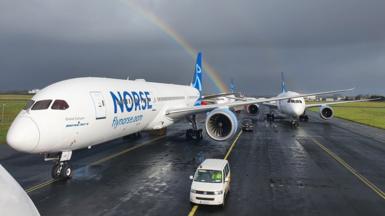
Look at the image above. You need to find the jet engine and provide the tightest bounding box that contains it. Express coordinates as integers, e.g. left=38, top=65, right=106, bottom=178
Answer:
left=205, top=108, right=238, bottom=141
left=246, top=104, right=259, bottom=115
left=320, top=105, right=334, bottom=120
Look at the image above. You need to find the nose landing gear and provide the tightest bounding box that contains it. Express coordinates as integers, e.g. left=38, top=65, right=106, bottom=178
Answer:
left=51, top=162, right=72, bottom=179
left=291, top=120, right=299, bottom=128
left=46, top=151, right=73, bottom=180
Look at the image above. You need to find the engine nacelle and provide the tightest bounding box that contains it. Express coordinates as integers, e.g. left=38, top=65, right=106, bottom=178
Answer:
left=205, top=108, right=238, bottom=141
left=320, top=105, right=334, bottom=120
left=246, top=104, right=259, bottom=115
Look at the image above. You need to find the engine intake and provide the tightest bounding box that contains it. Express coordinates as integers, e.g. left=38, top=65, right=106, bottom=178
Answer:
left=246, top=104, right=259, bottom=115
left=205, top=108, right=238, bottom=141
left=320, top=106, right=334, bottom=120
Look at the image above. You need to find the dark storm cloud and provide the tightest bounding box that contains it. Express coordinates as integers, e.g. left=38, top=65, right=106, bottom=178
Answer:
left=0, top=0, right=384, bottom=95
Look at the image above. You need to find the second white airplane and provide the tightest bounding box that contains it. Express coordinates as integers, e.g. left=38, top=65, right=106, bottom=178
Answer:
left=263, top=73, right=374, bottom=127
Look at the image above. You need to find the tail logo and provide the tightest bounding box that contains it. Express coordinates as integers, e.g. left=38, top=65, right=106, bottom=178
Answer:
left=193, top=63, right=202, bottom=91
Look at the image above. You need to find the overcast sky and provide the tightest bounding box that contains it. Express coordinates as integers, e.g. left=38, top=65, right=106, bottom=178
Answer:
left=1, top=0, right=385, bottom=95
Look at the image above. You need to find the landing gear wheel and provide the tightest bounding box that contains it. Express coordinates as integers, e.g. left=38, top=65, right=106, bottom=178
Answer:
left=51, top=163, right=61, bottom=179
left=197, top=129, right=203, bottom=140
left=51, top=162, right=72, bottom=180
left=186, top=129, right=203, bottom=140
left=186, top=129, right=193, bottom=139
left=267, top=114, right=275, bottom=121
left=291, top=121, right=299, bottom=128
left=60, top=163, right=72, bottom=179
left=299, top=115, right=309, bottom=122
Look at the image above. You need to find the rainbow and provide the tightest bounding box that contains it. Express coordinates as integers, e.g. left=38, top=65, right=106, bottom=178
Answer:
left=121, top=1, right=229, bottom=93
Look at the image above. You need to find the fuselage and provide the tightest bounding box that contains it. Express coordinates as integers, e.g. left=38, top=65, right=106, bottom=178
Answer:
left=7, top=77, right=199, bottom=153
left=277, top=91, right=306, bottom=118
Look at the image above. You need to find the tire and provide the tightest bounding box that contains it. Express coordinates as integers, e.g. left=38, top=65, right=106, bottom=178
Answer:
left=186, top=129, right=192, bottom=139
left=60, top=163, right=72, bottom=179
left=198, top=130, right=203, bottom=140
left=51, top=163, right=61, bottom=179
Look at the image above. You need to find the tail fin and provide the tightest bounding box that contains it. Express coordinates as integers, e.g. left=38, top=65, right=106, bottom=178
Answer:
left=191, top=52, right=203, bottom=106
left=191, top=52, right=203, bottom=92
left=281, top=72, right=287, bottom=93
left=230, top=78, right=235, bottom=93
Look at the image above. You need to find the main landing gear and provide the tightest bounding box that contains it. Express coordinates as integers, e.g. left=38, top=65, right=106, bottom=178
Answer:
left=186, top=115, right=203, bottom=140
left=46, top=151, right=73, bottom=180
left=266, top=113, right=275, bottom=121
left=299, top=114, right=309, bottom=122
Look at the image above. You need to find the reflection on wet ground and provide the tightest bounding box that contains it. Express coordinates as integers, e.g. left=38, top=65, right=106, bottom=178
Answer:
left=0, top=111, right=385, bottom=216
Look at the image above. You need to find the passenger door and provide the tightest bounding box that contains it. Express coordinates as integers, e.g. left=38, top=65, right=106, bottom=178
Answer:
left=90, top=91, right=107, bottom=120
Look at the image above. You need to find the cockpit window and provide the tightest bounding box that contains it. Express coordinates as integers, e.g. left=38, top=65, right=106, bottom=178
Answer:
left=23, top=100, right=35, bottom=110
left=51, top=100, right=69, bottom=110
left=287, top=99, right=302, bottom=104
left=31, top=100, right=52, bottom=110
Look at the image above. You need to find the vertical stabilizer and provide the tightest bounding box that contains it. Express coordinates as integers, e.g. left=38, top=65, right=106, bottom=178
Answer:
left=281, top=72, right=287, bottom=93
left=191, top=52, right=203, bottom=106
left=230, top=78, right=235, bottom=93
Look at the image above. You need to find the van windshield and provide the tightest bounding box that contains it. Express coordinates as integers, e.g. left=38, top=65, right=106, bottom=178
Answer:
left=194, top=169, right=222, bottom=183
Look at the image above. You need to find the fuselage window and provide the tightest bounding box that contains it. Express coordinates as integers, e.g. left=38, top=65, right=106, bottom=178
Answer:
left=23, top=100, right=35, bottom=110
left=51, top=100, right=69, bottom=110
left=31, top=100, right=52, bottom=110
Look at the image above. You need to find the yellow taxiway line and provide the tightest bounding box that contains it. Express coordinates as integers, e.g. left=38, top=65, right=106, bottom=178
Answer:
left=311, top=137, right=385, bottom=200
left=25, top=135, right=166, bottom=194
left=188, top=130, right=243, bottom=216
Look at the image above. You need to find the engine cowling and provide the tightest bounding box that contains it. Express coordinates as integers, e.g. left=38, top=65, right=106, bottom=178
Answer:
left=320, top=106, right=334, bottom=120
left=205, top=108, right=238, bottom=141
left=246, top=104, right=259, bottom=115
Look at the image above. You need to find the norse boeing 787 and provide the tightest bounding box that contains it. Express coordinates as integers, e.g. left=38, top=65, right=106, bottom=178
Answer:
left=6, top=53, right=351, bottom=180
left=263, top=73, right=374, bottom=127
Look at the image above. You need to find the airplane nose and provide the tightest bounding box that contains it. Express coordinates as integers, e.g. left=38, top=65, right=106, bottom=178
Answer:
left=6, top=116, right=40, bottom=153
left=294, top=106, right=305, bottom=116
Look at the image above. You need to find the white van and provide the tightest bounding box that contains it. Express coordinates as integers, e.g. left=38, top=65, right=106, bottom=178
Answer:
left=189, top=159, right=231, bottom=206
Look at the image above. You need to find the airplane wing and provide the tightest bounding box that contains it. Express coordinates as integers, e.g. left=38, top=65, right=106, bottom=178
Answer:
left=305, top=98, right=379, bottom=108
left=0, top=165, right=40, bottom=216
left=166, top=88, right=353, bottom=118
left=262, top=101, right=278, bottom=108
left=201, top=92, right=240, bottom=100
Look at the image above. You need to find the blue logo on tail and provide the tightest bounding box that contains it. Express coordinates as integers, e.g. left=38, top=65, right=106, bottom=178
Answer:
left=192, top=52, right=202, bottom=92
left=192, top=52, right=203, bottom=106
left=230, top=78, right=235, bottom=93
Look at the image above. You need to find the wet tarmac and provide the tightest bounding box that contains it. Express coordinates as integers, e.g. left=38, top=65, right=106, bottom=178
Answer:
left=0, top=111, right=385, bottom=216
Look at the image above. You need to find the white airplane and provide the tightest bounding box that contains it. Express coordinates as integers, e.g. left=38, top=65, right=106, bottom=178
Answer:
left=6, top=53, right=352, bottom=180
left=263, top=73, right=374, bottom=127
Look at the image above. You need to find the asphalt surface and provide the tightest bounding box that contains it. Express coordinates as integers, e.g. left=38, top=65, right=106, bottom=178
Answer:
left=0, top=111, right=385, bottom=216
